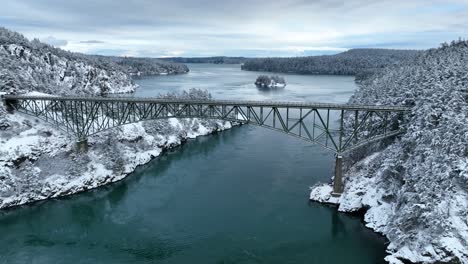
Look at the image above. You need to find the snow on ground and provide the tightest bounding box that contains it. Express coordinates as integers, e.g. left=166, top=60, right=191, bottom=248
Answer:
left=24, top=91, right=58, bottom=97
left=311, top=144, right=468, bottom=264
left=311, top=40, right=468, bottom=263
left=309, top=184, right=340, bottom=205
left=0, top=102, right=233, bottom=209
left=0, top=42, right=138, bottom=96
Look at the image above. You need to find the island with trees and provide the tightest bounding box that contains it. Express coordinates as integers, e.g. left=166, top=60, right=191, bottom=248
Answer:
left=255, top=75, right=286, bottom=89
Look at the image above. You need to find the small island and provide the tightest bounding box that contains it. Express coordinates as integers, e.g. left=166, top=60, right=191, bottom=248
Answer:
left=255, top=75, right=286, bottom=89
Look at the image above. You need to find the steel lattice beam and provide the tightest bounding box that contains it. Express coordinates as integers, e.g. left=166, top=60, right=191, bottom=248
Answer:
left=2, top=95, right=410, bottom=154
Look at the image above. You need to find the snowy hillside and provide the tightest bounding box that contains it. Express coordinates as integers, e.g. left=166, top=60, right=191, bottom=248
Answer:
left=0, top=27, right=188, bottom=96
left=0, top=27, right=217, bottom=209
left=0, top=89, right=233, bottom=209
left=311, top=40, right=468, bottom=263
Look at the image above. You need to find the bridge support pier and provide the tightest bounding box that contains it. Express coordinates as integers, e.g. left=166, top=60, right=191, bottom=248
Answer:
left=331, top=155, right=343, bottom=197
left=76, top=139, right=88, bottom=152
left=2, top=97, right=16, bottom=114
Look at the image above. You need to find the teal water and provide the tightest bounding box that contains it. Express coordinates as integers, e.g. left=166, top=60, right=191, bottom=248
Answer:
left=0, top=64, right=387, bottom=263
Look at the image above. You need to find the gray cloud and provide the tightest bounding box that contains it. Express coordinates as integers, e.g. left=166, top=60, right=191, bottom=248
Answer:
left=79, top=40, right=106, bottom=44
left=1, top=0, right=467, bottom=57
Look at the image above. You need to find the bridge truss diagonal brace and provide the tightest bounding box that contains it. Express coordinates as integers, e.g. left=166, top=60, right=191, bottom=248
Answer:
left=1, top=95, right=410, bottom=153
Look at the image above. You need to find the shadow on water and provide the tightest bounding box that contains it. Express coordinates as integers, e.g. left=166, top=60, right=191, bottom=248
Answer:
left=0, top=126, right=243, bottom=218
left=0, top=127, right=252, bottom=263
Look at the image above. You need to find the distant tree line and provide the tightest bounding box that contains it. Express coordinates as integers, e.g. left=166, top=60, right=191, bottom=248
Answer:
left=241, top=49, right=421, bottom=76
left=161, top=56, right=247, bottom=64
left=92, top=55, right=189, bottom=76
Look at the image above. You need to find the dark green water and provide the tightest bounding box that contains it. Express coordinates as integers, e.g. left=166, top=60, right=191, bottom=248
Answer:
left=0, top=64, right=388, bottom=263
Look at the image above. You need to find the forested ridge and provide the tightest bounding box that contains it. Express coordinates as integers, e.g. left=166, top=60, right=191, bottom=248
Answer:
left=95, top=55, right=188, bottom=76
left=241, top=49, right=420, bottom=75
left=311, top=39, right=468, bottom=264
left=0, top=27, right=188, bottom=95
left=161, top=56, right=247, bottom=64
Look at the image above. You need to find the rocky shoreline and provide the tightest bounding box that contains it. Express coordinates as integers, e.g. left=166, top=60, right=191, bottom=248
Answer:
left=0, top=98, right=234, bottom=209
left=310, top=41, right=468, bottom=264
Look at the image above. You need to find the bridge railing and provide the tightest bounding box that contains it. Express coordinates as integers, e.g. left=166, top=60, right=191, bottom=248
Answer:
left=2, top=94, right=410, bottom=153
left=2, top=94, right=411, bottom=195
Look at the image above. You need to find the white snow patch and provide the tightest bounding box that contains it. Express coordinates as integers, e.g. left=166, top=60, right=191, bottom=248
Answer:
left=309, top=183, right=341, bottom=204
left=0, top=101, right=234, bottom=209
left=24, top=91, right=57, bottom=97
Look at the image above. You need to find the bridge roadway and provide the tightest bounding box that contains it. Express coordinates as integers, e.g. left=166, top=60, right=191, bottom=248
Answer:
left=2, top=95, right=409, bottom=111
left=2, top=94, right=411, bottom=195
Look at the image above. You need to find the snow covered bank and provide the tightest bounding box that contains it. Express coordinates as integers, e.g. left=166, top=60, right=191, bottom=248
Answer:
left=0, top=96, right=233, bottom=209
left=310, top=41, right=468, bottom=263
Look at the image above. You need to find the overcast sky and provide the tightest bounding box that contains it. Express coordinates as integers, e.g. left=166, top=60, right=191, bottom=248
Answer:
left=1, top=0, right=467, bottom=57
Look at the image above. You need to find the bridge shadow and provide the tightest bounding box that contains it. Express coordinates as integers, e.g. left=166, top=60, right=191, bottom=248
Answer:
left=331, top=209, right=347, bottom=238
left=307, top=200, right=388, bottom=251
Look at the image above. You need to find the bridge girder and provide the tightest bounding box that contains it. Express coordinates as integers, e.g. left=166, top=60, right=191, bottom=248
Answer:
left=2, top=95, right=412, bottom=195
left=2, top=95, right=409, bottom=154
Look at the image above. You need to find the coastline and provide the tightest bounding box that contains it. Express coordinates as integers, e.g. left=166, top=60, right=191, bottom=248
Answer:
left=309, top=41, right=468, bottom=263
left=0, top=102, right=234, bottom=209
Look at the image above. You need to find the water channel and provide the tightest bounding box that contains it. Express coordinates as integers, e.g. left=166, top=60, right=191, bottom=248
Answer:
left=0, top=64, right=387, bottom=263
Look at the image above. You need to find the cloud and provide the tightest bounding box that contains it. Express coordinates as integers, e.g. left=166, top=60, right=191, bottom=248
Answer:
left=40, top=36, right=68, bottom=47
left=1, top=0, right=467, bottom=57
left=79, top=40, right=106, bottom=44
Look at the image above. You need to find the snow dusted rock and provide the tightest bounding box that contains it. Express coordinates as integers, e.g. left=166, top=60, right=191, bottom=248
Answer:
left=309, top=184, right=341, bottom=205
left=311, top=40, right=468, bottom=263
left=0, top=92, right=233, bottom=209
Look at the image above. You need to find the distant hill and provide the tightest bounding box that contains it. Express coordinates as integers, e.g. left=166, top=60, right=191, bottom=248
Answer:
left=0, top=27, right=188, bottom=96
left=94, top=55, right=189, bottom=76
left=161, top=56, right=247, bottom=64
left=241, top=49, right=421, bottom=76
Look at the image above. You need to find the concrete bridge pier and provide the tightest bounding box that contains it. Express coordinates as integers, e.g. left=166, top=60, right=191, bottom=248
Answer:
left=331, top=155, right=343, bottom=197
left=76, top=139, right=89, bottom=152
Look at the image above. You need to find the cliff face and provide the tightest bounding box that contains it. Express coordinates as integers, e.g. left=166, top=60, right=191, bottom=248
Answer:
left=311, top=41, right=468, bottom=263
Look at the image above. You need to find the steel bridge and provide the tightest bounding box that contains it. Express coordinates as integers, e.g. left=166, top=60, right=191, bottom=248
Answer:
left=2, top=94, right=410, bottom=195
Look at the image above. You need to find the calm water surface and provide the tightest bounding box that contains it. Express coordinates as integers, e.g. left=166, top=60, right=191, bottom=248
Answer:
left=134, top=64, right=355, bottom=102
left=0, top=64, right=387, bottom=263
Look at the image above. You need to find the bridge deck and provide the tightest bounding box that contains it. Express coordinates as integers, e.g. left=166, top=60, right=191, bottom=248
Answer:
left=2, top=95, right=410, bottom=112
left=1, top=93, right=412, bottom=196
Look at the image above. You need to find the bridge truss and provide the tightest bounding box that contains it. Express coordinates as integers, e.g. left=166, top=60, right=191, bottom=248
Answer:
left=2, top=95, right=410, bottom=195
